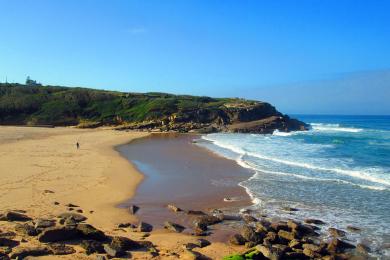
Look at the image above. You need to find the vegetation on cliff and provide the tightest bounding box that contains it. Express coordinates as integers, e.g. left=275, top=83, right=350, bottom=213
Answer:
left=0, top=83, right=306, bottom=133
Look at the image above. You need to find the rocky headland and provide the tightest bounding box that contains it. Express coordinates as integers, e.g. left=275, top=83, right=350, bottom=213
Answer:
left=0, top=83, right=308, bottom=134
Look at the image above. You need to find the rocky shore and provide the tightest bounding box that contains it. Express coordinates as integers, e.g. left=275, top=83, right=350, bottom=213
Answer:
left=0, top=202, right=374, bottom=260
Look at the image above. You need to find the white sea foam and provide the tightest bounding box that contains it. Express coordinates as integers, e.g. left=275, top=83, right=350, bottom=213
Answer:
left=202, top=125, right=390, bottom=256
left=310, top=123, right=363, bottom=133
left=272, top=130, right=295, bottom=136
left=202, top=135, right=390, bottom=188
left=246, top=151, right=390, bottom=187
left=237, top=155, right=388, bottom=191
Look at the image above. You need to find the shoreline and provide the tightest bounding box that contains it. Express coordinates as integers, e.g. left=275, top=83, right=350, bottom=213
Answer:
left=0, top=126, right=380, bottom=259
left=118, top=132, right=381, bottom=259
left=118, top=133, right=253, bottom=242
left=0, top=127, right=246, bottom=259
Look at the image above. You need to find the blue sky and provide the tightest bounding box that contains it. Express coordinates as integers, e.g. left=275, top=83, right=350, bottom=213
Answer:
left=0, top=0, right=389, bottom=114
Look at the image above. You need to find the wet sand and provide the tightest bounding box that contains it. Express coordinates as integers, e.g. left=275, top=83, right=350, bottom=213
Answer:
left=118, top=133, right=253, bottom=241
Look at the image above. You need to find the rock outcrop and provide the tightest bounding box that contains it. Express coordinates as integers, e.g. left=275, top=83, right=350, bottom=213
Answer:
left=116, top=101, right=308, bottom=134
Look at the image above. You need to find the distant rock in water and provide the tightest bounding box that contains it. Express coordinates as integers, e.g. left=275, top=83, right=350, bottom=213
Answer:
left=0, top=83, right=308, bottom=133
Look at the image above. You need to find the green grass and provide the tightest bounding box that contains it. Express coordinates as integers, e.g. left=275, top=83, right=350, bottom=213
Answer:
left=0, top=83, right=259, bottom=126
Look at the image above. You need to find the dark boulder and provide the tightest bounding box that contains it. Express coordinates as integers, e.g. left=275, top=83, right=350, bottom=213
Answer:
left=193, top=215, right=221, bottom=231
left=80, top=240, right=105, bottom=255
left=0, top=247, right=11, bottom=255
left=0, top=211, right=32, bottom=222
left=164, top=221, right=185, bottom=233
left=57, top=212, right=87, bottom=222
left=63, top=216, right=78, bottom=227
left=194, top=221, right=208, bottom=232
left=242, top=214, right=258, bottom=223
left=187, top=210, right=206, bottom=215
left=288, top=239, right=302, bottom=249
left=65, top=203, right=79, bottom=208
left=245, top=241, right=257, bottom=248
left=278, top=230, right=297, bottom=241
left=241, top=225, right=263, bottom=244
left=0, top=231, right=16, bottom=239
left=255, top=222, right=271, bottom=233
left=272, top=244, right=288, bottom=254
left=48, top=243, right=76, bottom=255
left=117, top=223, right=135, bottom=228
left=0, top=238, right=19, bottom=247
left=282, top=207, right=299, bottom=212
left=76, top=224, right=106, bottom=241
left=270, top=221, right=289, bottom=232
left=128, top=204, right=140, bottom=214
left=182, top=243, right=198, bottom=250
left=304, top=219, right=325, bottom=225
left=328, top=228, right=346, bottom=238
left=290, top=221, right=319, bottom=237
left=15, top=223, right=37, bottom=236
left=229, top=234, right=246, bottom=245
left=104, top=244, right=125, bottom=258
left=136, top=222, right=153, bottom=232
left=287, top=220, right=299, bottom=230
left=110, top=236, right=140, bottom=251
left=195, top=238, right=211, bottom=248
left=302, top=243, right=325, bottom=253
left=104, top=236, right=140, bottom=257
left=327, top=238, right=355, bottom=253
left=302, top=248, right=321, bottom=258
left=137, top=240, right=154, bottom=249
left=263, top=231, right=278, bottom=245
left=192, top=227, right=210, bottom=236
left=9, top=247, right=52, bottom=259
left=0, top=252, right=10, bottom=260
left=38, top=226, right=79, bottom=243
left=34, top=218, right=56, bottom=232
left=255, top=244, right=284, bottom=260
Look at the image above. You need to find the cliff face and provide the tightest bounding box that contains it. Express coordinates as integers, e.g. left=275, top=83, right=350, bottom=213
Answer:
left=0, top=83, right=308, bottom=134
left=117, top=102, right=308, bottom=134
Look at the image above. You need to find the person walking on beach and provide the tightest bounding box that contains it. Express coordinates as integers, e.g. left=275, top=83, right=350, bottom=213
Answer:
left=76, top=142, right=80, bottom=149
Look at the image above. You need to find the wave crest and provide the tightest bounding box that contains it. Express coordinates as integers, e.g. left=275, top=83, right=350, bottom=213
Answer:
left=310, top=123, right=363, bottom=133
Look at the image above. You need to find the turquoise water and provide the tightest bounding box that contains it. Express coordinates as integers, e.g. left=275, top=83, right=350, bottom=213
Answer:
left=199, top=115, right=390, bottom=256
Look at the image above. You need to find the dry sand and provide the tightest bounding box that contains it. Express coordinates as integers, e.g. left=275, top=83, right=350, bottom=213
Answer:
left=0, top=126, right=150, bottom=228
left=0, top=126, right=243, bottom=259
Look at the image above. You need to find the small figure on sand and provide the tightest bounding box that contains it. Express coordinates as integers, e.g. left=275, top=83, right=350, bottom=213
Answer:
left=76, top=142, right=80, bottom=149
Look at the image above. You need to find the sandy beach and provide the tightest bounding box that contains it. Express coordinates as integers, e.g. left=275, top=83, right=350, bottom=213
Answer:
left=0, top=126, right=149, bottom=228
left=0, top=127, right=244, bottom=259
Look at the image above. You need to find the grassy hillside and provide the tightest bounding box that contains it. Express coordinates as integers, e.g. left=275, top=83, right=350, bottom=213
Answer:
left=0, top=83, right=254, bottom=126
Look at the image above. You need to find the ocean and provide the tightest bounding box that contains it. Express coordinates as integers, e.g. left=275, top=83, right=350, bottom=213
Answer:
left=198, top=115, right=390, bottom=256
